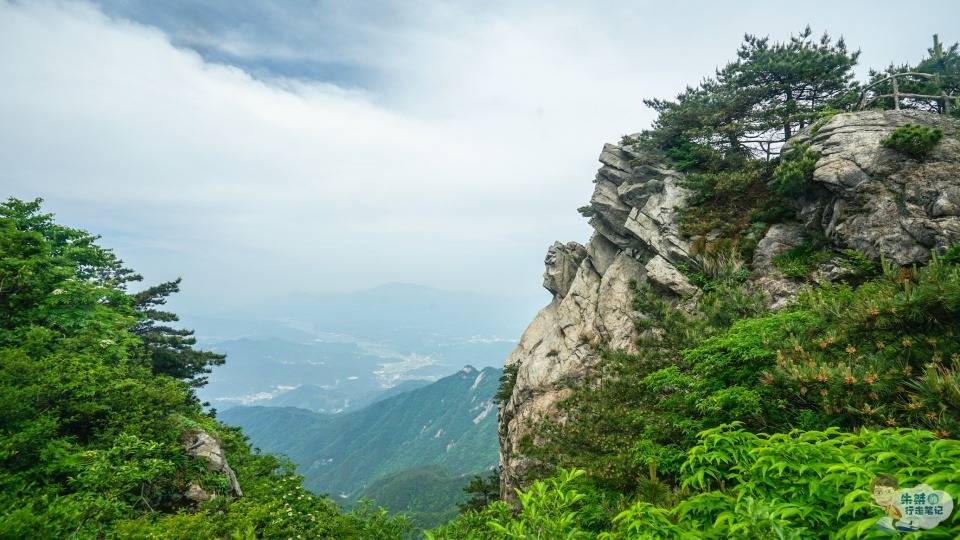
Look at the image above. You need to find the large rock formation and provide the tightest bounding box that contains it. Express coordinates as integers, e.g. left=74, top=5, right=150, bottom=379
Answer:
left=499, top=110, right=960, bottom=498
left=793, top=110, right=960, bottom=265
left=499, top=139, right=697, bottom=497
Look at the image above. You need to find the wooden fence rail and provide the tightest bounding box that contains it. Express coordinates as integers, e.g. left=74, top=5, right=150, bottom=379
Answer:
left=857, top=71, right=955, bottom=115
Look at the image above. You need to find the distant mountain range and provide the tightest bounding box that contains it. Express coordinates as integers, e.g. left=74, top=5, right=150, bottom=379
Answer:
left=186, top=282, right=542, bottom=353
left=193, top=283, right=539, bottom=410
left=262, top=378, right=432, bottom=413
left=220, top=365, right=500, bottom=508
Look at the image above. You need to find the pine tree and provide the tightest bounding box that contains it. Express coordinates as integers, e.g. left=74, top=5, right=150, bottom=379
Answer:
left=132, top=278, right=225, bottom=388
left=718, top=26, right=860, bottom=152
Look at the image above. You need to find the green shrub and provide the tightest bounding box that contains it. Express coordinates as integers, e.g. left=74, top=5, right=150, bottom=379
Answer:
left=427, top=469, right=618, bottom=540
left=493, top=363, right=519, bottom=405
left=772, top=144, right=820, bottom=197
left=942, top=244, right=960, bottom=265
left=881, top=124, right=944, bottom=159
left=611, top=426, right=960, bottom=538
left=772, top=238, right=833, bottom=279
left=439, top=427, right=960, bottom=538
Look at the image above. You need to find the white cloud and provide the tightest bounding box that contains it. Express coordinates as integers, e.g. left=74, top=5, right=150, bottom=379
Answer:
left=0, top=0, right=956, bottom=315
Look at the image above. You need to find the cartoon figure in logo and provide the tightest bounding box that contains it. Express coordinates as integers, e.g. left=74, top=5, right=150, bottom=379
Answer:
left=871, top=475, right=903, bottom=532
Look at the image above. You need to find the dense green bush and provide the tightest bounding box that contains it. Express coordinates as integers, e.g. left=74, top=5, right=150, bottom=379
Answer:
left=434, top=426, right=960, bottom=538
left=772, top=144, right=820, bottom=198
left=881, top=124, right=944, bottom=159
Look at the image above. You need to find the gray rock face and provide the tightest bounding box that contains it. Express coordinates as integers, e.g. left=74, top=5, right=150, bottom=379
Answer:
left=183, top=429, right=243, bottom=499
left=644, top=255, right=696, bottom=297
left=543, top=242, right=588, bottom=298
left=499, top=110, right=960, bottom=499
left=750, top=223, right=805, bottom=309
left=499, top=141, right=691, bottom=499
left=793, top=110, right=960, bottom=265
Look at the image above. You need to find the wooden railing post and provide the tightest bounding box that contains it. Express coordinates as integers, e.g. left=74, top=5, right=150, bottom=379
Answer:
left=891, top=76, right=900, bottom=110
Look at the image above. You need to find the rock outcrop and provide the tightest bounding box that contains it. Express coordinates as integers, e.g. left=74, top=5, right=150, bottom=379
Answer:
left=499, top=110, right=960, bottom=498
left=499, top=139, right=696, bottom=497
left=183, top=429, right=243, bottom=501
left=793, top=110, right=960, bottom=265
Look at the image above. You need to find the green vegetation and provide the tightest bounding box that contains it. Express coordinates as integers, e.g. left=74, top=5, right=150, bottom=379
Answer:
left=357, top=466, right=475, bottom=530
left=881, top=124, right=945, bottom=159
left=772, top=239, right=833, bottom=279
left=772, top=240, right=883, bottom=281
left=435, top=427, right=960, bottom=538
left=494, top=362, right=519, bottom=404
left=771, top=144, right=820, bottom=197
left=0, top=198, right=408, bottom=538
left=220, top=366, right=500, bottom=524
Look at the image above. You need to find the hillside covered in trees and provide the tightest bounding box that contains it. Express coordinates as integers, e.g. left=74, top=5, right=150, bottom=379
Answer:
left=0, top=199, right=410, bottom=538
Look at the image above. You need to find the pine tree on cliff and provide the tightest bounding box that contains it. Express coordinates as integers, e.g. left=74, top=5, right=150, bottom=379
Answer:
left=719, top=26, right=860, bottom=148
left=642, top=27, right=859, bottom=161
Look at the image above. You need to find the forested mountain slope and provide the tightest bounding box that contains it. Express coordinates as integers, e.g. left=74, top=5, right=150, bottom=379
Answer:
left=221, top=366, right=500, bottom=499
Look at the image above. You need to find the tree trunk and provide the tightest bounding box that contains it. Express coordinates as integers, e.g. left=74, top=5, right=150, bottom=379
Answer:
left=784, top=90, right=793, bottom=141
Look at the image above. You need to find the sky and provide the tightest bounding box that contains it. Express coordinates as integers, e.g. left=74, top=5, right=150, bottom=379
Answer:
left=1, top=0, right=957, bottom=318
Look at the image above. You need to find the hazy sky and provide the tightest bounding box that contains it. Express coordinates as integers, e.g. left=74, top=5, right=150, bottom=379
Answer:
left=1, top=0, right=957, bottom=316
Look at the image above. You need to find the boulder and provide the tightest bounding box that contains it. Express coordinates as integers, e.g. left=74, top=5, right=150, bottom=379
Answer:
left=793, top=110, right=960, bottom=265
left=543, top=242, right=587, bottom=298
left=183, top=429, right=243, bottom=498
left=644, top=255, right=696, bottom=297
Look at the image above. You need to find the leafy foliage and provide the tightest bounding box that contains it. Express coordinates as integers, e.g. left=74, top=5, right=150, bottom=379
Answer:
left=494, top=362, right=520, bottom=405
left=434, top=426, right=960, bottom=538
left=772, top=143, right=821, bottom=197
left=881, top=124, right=944, bottom=159
left=0, top=198, right=407, bottom=538
left=428, top=469, right=621, bottom=540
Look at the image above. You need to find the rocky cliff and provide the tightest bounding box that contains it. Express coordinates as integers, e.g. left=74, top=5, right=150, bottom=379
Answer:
left=499, top=110, right=960, bottom=498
